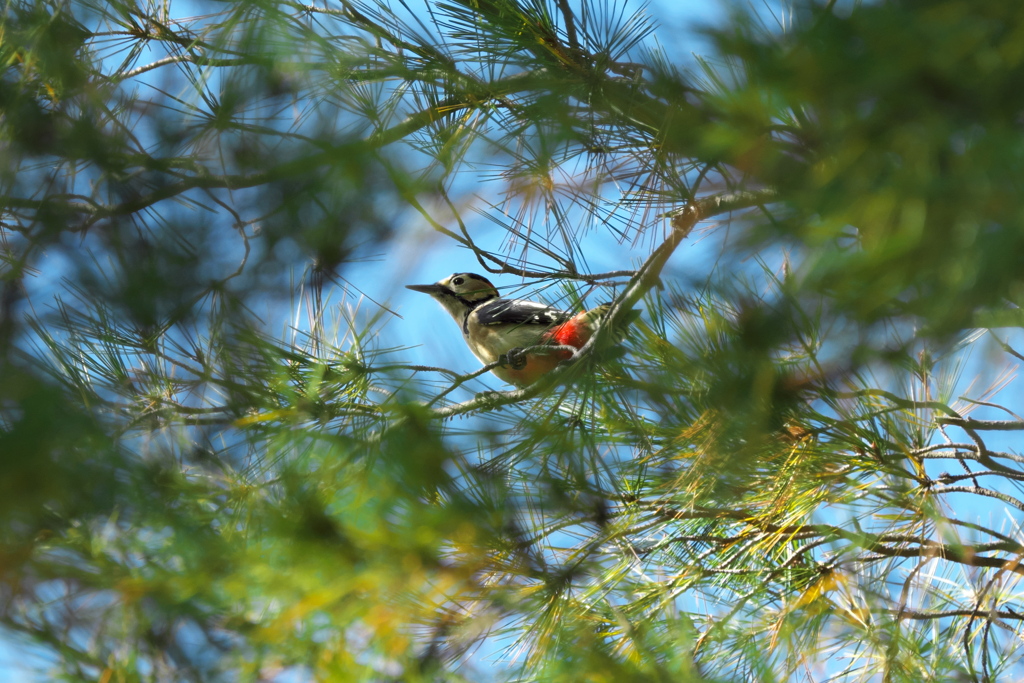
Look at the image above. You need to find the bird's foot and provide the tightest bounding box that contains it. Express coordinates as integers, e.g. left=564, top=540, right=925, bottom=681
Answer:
left=501, top=347, right=529, bottom=369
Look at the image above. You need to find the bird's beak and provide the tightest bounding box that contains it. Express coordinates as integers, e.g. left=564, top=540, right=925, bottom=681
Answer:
left=405, top=283, right=445, bottom=295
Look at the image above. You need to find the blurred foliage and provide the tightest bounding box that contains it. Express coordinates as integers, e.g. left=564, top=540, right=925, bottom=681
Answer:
left=2, top=0, right=1024, bottom=681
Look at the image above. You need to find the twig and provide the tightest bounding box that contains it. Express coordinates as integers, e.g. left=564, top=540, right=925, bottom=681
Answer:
left=555, top=0, right=580, bottom=51
left=936, top=417, right=1024, bottom=431
left=928, top=485, right=1024, bottom=514
left=916, top=449, right=1024, bottom=466
left=890, top=609, right=1023, bottom=622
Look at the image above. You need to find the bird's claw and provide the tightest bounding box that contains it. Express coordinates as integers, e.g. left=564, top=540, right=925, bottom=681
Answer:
left=502, top=347, right=528, bottom=369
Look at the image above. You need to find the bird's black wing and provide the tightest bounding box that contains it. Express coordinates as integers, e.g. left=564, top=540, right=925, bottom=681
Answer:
left=474, top=298, right=571, bottom=327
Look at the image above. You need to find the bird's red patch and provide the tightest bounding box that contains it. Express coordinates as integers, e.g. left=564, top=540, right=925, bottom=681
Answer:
left=544, top=313, right=594, bottom=353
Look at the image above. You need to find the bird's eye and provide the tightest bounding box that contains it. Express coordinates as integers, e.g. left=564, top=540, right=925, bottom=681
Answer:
left=451, top=277, right=464, bottom=286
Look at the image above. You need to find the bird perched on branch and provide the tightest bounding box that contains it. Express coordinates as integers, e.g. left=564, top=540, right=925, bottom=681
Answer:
left=406, top=272, right=612, bottom=387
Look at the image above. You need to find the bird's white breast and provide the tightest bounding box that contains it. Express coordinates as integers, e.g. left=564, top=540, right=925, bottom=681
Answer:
left=463, top=317, right=546, bottom=364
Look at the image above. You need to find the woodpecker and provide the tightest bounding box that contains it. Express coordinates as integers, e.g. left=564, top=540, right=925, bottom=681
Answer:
left=406, top=272, right=609, bottom=387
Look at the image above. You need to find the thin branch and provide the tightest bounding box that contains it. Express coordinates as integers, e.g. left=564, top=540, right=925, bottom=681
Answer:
left=555, top=0, right=580, bottom=51
left=928, top=485, right=1024, bottom=514
left=891, top=609, right=1024, bottom=622
left=917, top=449, right=1024, bottom=466
left=937, top=417, right=1024, bottom=431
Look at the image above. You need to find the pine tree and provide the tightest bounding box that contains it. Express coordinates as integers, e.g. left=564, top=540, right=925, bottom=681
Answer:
left=3, top=0, right=1024, bottom=680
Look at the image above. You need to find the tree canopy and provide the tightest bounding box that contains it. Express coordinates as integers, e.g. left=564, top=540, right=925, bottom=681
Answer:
left=3, top=0, right=1024, bottom=680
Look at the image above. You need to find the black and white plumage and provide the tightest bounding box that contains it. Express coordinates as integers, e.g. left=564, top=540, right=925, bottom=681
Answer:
left=405, top=272, right=571, bottom=384
left=474, top=297, right=570, bottom=328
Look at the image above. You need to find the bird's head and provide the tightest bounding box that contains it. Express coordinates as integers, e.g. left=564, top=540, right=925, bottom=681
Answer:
left=406, top=272, right=499, bottom=321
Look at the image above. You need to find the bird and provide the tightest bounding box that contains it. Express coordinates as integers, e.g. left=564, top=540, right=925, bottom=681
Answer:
left=406, top=272, right=611, bottom=387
